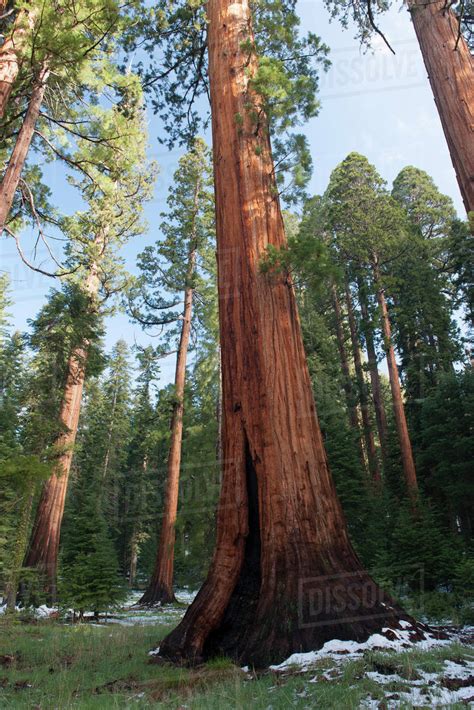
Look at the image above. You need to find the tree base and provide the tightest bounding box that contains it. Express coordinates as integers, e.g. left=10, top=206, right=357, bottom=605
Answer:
left=159, top=440, right=426, bottom=668
left=138, top=583, right=176, bottom=607
left=160, top=573, right=427, bottom=668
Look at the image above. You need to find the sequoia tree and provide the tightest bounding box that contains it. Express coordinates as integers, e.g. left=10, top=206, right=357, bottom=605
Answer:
left=407, top=0, right=474, bottom=216
left=326, top=153, right=419, bottom=500
left=133, top=140, right=215, bottom=605
left=0, top=0, right=124, bottom=236
left=158, top=0, right=416, bottom=668
left=24, top=79, right=153, bottom=598
left=323, top=0, right=474, bottom=217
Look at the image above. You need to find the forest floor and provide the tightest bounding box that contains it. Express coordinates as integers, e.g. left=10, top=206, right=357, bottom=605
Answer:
left=0, top=593, right=473, bottom=709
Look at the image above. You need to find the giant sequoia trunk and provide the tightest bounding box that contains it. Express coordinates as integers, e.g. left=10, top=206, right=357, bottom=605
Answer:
left=158, top=0, right=418, bottom=668
left=331, top=285, right=366, bottom=473
left=139, top=249, right=196, bottom=606
left=24, top=267, right=100, bottom=599
left=408, top=0, right=474, bottom=215
left=374, top=262, right=418, bottom=499
left=0, top=61, right=49, bottom=233
left=344, top=281, right=381, bottom=484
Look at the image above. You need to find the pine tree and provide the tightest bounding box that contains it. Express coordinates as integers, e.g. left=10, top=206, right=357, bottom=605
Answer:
left=23, top=75, right=154, bottom=599
left=118, top=346, right=160, bottom=588
left=131, top=138, right=215, bottom=605
left=0, top=1, right=139, bottom=239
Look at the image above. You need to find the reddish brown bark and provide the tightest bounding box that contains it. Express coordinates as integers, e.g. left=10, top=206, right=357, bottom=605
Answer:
left=331, top=285, right=366, bottom=473
left=0, top=61, right=48, bottom=233
left=374, top=262, right=418, bottom=499
left=0, top=7, right=36, bottom=118
left=158, top=0, right=419, bottom=668
left=408, top=0, right=474, bottom=215
left=24, top=264, right=100, bottom=599
left=357, top=277, right=389, bottom=468
left=344, top=281, right=381, bottom=485
left=139, top=249, right=197, bottom=606
left=24, top=344, right=89, bottom=599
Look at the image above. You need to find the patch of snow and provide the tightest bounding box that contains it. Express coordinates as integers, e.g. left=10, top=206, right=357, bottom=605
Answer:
left=443, top=659, right=474, bottom=679
left=269, top=625, right=452, bottom=672
left=359, top=657, right=474, bottom=709
left=35, top=604, right=58, bottom=618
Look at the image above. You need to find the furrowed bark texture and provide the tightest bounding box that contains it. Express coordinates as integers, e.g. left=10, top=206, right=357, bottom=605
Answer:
left=140, top=249, right=197, bottom=606
left=0, top=61, right=49, bottom=233
left=0, top=8, right=36, bottom=118
left=344, top=281, right=381, bottom=484
left=24, top=345, right=89, bottom=599
left=24, top=266, right=100, bottom=599
left=409, top=0, right=474, bottom=215
left=374, top=264, right=418, bottom=498
left=331, top=285, right=366, bottom=473
left=159, top=0, right=416, bottom=668
left=357, top=278, right=389, bottom=467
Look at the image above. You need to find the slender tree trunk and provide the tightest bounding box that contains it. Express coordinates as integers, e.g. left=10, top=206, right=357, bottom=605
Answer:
left=357, top=277, right=389, bottom=467
left=158, top=0, right=420, bottom=668
left=128, top=455, right=147, bottom=589
left=331, top=284, right=366, bottom=473
left=0, top=61, right=49, bottom=233
left=344, top=280, right=381, bottom=484
left=0, top=7, right=37, bottom=118
left=24, top=262, right=100, bottom=600
left=373, top=261, right=418, bottom=499
left=5, top=487, right=35, bottom=610
left=102, top=385, right=118, bottom=481
left=408, top=0, right=474, bottom=215
left=129, top=534, right=138, bottom=589
left=139, top=249, right=197, bottom=605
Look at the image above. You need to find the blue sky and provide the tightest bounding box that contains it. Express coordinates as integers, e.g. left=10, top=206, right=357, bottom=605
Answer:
left=2, top=1, right=464, bottom=385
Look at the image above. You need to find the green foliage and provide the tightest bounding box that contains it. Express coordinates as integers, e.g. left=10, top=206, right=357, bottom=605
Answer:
left=1, top=0, right=143, bottom=241
left=129, top=138, right=215, bottom=353
left=291, top=154, right=472, bottom=603
left=59, top=505, right=126, bottom=616
left=123, top=0, right=327, bottom=202
left=324, top=0, right=391, bottom=48
left=418, top=370, right=474, bottom=536
left=0, top=455, right=51, bottom=604
left=22, top=285, right=105, bottom=457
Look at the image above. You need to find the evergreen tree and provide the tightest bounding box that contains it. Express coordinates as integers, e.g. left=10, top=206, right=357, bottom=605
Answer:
left=326, top=152, right=418, bottom=499
left=24, top=73, right=154, bottom=598
left=131, top=138, right=216, bottom=605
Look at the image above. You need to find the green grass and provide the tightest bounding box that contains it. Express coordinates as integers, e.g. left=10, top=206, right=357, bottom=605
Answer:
left=0, top=617, right=472, bottom=708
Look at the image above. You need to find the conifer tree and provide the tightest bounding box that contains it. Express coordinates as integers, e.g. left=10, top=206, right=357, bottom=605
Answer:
left=391, top=167, right=463, bottom=439
left=131, top=138, right=215, bottom=605
left=0, top=1, right=133, bottom=236
left=118, top=346, right=160, bottom=588
left=326, top=153, right=419, bottom=499
left=159, top=0, right=416, bottom=668
left=24, top=77, right=154, bottom=599
left=323, top=0, right=474, bottom=216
